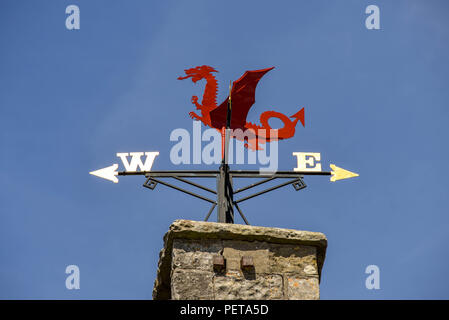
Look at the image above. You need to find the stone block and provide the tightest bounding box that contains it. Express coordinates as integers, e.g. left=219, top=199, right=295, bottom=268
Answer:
left=171, top=269, right=214, bottom=300
left=286, top=276, right=320, bottom=300
left=172, top=238, right=222, bottom=272
left=222, top=240, right=270, bottom=274
left=214, top=274, right=283, bottom=300
left=269, top=244, right=318, bottom=276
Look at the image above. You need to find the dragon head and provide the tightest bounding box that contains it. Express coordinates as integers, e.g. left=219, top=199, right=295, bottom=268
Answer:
left=177, top=65, right=218, bottom=83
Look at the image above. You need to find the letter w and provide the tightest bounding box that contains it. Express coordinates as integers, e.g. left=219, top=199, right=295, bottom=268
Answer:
left=116, top=152, right=159, bottom=172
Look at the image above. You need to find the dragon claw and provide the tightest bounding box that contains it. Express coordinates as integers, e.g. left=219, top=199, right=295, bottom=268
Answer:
left=189, top=111, right=200, bottom=121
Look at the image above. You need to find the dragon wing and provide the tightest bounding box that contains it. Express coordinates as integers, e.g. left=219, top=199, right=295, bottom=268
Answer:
left=209, top=67, right=274, bottom=130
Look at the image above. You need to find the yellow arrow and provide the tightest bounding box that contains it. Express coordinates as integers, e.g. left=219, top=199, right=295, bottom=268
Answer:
left=330, top=164, right=359, bottom=182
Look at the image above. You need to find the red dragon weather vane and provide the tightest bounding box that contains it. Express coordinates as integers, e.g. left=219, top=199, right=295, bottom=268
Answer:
left=177, top=65, right=305, bottom=150
left=89, top=65, right=359, bottom=224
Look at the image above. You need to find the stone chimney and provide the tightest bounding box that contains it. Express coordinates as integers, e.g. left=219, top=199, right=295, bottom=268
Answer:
left=153, top=220, right=327, bottom=300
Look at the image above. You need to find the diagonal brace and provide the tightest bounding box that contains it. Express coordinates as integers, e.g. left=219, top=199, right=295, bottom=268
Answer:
left=143, top=177, right=216, bottom=204
left=234, top=178, right=305, bottom=204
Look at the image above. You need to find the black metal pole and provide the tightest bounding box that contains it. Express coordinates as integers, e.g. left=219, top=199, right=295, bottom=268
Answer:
left=217, top=163, right=234, bottom=223
left=217, top=83, right=234, bottom=223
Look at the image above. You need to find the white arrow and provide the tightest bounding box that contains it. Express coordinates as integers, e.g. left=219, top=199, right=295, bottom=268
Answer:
left=89, top=164, right=119, bottom=183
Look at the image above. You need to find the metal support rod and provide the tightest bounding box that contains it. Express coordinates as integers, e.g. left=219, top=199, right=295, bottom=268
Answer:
left=234, top=177, right=277, bottom=194
left=217, top=164, right=234, bottom=223
left=120, top=170, right=331, bottom=178
left=172, top=176, right=217, bottom=194
left=235, top=178, right=303, bottom=204
left=204, top=203, right=217, bottom=222
left=144, top=177, right=216, bottom=204
left=122, top=170, right=219, bottom=177
left=233, top=201, right=250, bottom=225
left=216, top=81, right=235, bottom=223
left=230, top=170, right=331, bottom=177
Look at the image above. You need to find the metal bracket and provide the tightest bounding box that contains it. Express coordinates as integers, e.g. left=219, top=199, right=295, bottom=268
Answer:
left=143, top=179, right=158, bottom=190
left=292, top=179, right=306, bottom=191
left=139, top=170, right=309, bottom=225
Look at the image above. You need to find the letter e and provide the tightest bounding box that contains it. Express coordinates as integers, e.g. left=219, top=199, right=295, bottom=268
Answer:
left=292, top=152, right=322, bottom=172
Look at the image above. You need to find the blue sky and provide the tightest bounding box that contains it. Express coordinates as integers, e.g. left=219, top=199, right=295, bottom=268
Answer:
left=1, top=0, right=448, bottom=299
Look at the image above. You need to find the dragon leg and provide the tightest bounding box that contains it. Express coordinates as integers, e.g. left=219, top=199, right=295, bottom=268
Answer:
left=189, top=111, right=203, bottom=122
left=191, top=96, right=203, bottom=110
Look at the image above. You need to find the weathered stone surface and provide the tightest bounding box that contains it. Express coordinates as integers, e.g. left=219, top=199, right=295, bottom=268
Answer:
left=214, top=274, right=283, bottom=300
left=167, top=220, right=327, bottom=247
left=286, top=276, right=320, bottom=300
left=172, top=238, right=222, bottom=272
left=269, top=244, right=318, bottom=276
left=222, top=240, right=270, bottom=274
left=153, top=220, right=327, bottom=300
left=171, top=269, right=214, bottom=300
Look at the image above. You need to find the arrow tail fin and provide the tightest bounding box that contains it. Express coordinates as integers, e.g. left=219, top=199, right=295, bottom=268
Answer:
left=291, top=108, right=305, bottom=127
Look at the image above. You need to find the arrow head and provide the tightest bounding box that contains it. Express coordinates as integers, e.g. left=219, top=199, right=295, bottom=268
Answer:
left=330, top=164, right=359, bottom=182
left=89, top=164, right=119, bottom=183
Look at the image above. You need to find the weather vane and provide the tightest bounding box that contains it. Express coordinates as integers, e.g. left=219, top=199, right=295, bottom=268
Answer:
left=90, top=65, right=359, bottom=224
